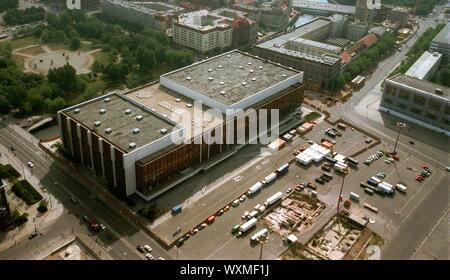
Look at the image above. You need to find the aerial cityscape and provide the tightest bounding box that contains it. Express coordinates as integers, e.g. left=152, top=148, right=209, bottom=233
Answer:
left=0, top=0, right=448, bottom=264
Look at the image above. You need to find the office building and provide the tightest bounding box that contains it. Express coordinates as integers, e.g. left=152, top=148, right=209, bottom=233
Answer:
left=405, top=51, right=442, bottom=81
left=430, top=23, right=450, bottom=59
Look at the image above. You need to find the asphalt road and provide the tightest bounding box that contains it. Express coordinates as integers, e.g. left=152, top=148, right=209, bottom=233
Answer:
left=0, top=124, right=171, bottom=260
left=332, top=14, right=449, bottom=259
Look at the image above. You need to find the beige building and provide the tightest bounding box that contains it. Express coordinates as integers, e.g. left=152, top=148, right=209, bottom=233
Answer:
left=173, top=10, right=233, bottom=54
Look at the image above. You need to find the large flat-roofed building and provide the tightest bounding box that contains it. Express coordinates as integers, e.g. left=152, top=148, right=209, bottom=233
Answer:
left=429, top=23, right=450, bottom=59
left=252, top=18, right=341, bottom=90
left=380, top=74, right=450, bottom=134
left=99, top=0, right=183, bottom=32
left=405, top=51, right=442, bottom=81
left=59, top=50, right=305, bottom=200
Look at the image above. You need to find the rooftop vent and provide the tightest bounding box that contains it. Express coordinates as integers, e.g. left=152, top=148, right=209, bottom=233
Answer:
left=435, top=88, right=443, bottom=95
left=73, top=108, right=80, bottom=114
left=124, top=109, right=132, bottom=115
left=186, top=76, right=192, bottom=81
left=136, top=115, right=143, bottom=121
left=99, top=109, right=106, bottom=114
left=208, top=77, right=214, bottom=81
left=238, top=66, right=243, bottom=69
left=151, top=108, right=156, bottom=112
left=94, top=121, right=101, bottom=127
left=186, top=103, right=193, bottom=108
left=219, top=82, right=225, bottom=85
left=104, top=97, right=111, bottom=103
left=220, top=91, right=226, bottom=95
left=218, top=65, right=223, bottom=68
left=282, top=74, right=287, bottom=78
left=247, top=62, right=252, bottom=65
left=163, top=114, right=168, bottom=118
left=251, top=78, right=257, bottom=81
left=105, top=128, right=112, bottom=134
left=160, top=128, right=168, bottom=134
left=226, top=54, right=231, bottom=58
left=129, top=142, right=136, bottom=149
left=249, top=69, right=254, bottom=73
left=258, top=66, right=263, bottom=69
left=241, top=82, right=247, bottom=86
left=208, top=69, right=213, bottom=72
left=132, top=128, right=140, bottom=134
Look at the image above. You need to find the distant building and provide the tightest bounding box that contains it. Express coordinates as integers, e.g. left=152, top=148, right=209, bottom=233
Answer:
left=346, top=21, right=369, bottom=42
left=232, top=0, right=291, bottom=31
left=389, top=7, right=409, bottom=28
left=99, top=0, right=184, bottom=33
left=430, top=23, right=450, bottom=59
left=380, top=74, right=450, bottom=134
left=355, top=0, right=379, bottom=23
left=405, top=51, right=442, bottom=81
left=173, top=9, right=257, bottom=53
left=0, top=183, right=11, bottom=231
left=252, top=18, right=342, bottom=91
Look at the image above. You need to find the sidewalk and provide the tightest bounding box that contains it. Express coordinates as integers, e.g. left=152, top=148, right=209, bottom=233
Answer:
left=0, top=145, right=64, bottom=254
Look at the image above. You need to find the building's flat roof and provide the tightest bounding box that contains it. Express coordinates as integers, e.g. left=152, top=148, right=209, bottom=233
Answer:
left=405, top=51, right=442, bottom=80
left=432, top=23, right=450, bottom=45
left=161, top=50, right=300, bottom=106
left=389, top=74, right=450, bottom=99
left=64, top=92, right=178, bottom=153
left=176, top=10, right=231, bottom=31
left=102, top=0, right=183, bottom=15
left=256, top=18, right=341, bottom=66
left=290, top=37, right=342, bottom=53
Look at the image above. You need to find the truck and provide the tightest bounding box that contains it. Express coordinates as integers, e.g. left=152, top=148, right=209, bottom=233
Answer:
left=262, top=172, right=277, bottom=185
left=367, top=176, right=381, bottom=187
left=171, top=204, right=182, bottom=215
left=346, top=157, right=359, bottom=166
left=264, top=191, right=283, bottom=207
left=275, top=163, right=289, bottom=175
left=247, top=182, right=263, bottom=196
left=334, top=162, right=348, bottom=173
left=378, top=182, right=394, bottom=195
left=250, top=228, right=268, bottom=243
left=238, top=218, right=257, bottom=236
left=395, top=183, right=407, bottom=193
left=349, top=192, right=360, bottom=202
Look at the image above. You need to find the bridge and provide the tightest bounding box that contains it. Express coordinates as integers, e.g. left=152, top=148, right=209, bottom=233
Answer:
left=292, top=0, right=356, bottom=15
left=27, top=117, right=54, bottom=132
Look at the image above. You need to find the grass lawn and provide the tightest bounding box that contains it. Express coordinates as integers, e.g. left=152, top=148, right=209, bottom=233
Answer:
left=12, top=54, right=26, bottom=70
left=6, top=36, right=39, bottom=50
left=91, top=50, right=112, bottom=66
left=18, top=45, right=45, bottom=56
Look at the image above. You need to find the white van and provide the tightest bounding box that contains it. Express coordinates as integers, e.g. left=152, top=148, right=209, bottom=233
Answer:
left=395, top=183, right=407, bottom=193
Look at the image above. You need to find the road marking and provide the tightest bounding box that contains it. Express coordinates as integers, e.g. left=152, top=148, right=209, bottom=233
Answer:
left=410, top=207, right=450, bottom=260
left=206, top=236, right=236, bottom=260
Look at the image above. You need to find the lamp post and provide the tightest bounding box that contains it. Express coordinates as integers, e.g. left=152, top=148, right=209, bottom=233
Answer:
left=258, top=235, right=269, bottom=260
left=393, top=121, right=406, bottom=155
left=336, top=167, right=350, bottom=216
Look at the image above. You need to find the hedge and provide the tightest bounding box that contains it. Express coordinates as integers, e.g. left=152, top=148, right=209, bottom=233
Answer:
left=0, top=163, right=20, bottom=179
left=11, top=179, right=42, bottom=205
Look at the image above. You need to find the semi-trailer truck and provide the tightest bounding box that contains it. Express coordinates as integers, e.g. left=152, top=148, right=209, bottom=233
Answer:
left=264, top=191, right=283, bottom=207
left=276, top=163, right=289, bottom=175
left=262, top=172, right=277, bottom=185
left=237, top=218, right=258, bottom=237
left=247, top=182, right=263, bottom=196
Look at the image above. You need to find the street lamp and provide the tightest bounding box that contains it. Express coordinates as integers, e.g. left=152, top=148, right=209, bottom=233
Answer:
left=393, top=121, right=407, bottom=155
left=258, top=234, right=269, bottom=260
left=176, top=245, right=179, bottom=260
left=336, top=167, right=350, bottom=216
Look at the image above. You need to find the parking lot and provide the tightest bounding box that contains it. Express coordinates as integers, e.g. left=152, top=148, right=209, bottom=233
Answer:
left=151, top=118, right=446, bottom=260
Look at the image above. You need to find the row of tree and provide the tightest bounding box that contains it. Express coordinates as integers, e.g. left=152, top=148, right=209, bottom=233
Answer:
left=3, top=7, right=45, bottom=25
left=389, top=24, right=445, bottom=78
left=327, top=32, right=397, bottom=91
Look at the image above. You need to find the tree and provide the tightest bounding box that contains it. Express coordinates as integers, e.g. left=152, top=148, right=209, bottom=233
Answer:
left=48, top=64, right=78, bottom=93
left=54, top=30, right=66, bottom=43
left=37, top=200, right=48, bottom=213
left=136, top=46, right=156, bottom=70
left=70, top=37, right=81, bottom=50
left=103, top=63, right=128, bottom=81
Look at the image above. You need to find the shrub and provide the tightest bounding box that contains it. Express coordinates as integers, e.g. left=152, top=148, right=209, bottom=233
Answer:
left=11, top=210, right=28, bottom=227
left=0, top=163, right=20, bottom=179
left=37, top=200, right=48, bottom=213
left=11, top=179, right=42, bottom=205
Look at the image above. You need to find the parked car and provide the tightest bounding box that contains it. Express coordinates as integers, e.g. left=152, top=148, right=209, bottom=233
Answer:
left=223, top=205, right=230, bottom=212
left=198, top=223, right=207, bottom=230
left=82, top=215, right=90, bottom=223
left=27, top=161, right=34, bottom=168
left=286, top=188, right=292, bottom=193
left=217, top=209, right=224, bottom=216
left=206, top=215, right=215, bottom=224
left=143, top=245, right=152, bottom=253
left=145, top=253, right=154, bottom=260
left=137, top=245, right=145, bottom=253
left=239, top=195, right=246, bottom=202
left=241, top=211, right=249, bottom=220
left=70, top=197, right=77, bottom=204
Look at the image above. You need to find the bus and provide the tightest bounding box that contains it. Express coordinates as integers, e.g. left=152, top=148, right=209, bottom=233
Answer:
left=346, top=157, right=359, bottom=166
